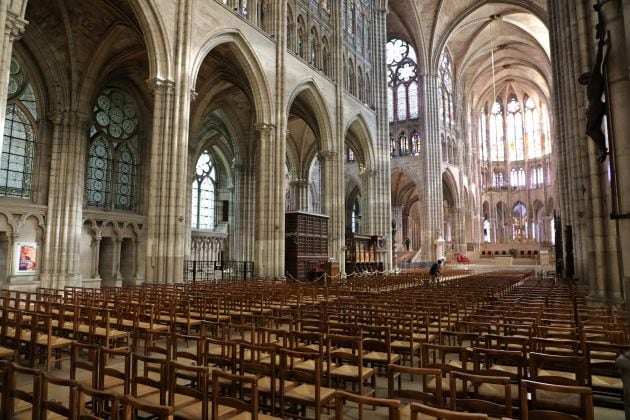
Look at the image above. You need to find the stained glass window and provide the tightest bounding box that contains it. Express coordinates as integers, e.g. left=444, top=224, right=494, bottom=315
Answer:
left=524, top=96, right=540, bottom=158
left=507, top=97, right=524, bottom=161
left=490, top=101, right=504, bottom=161
left=510, top=169, right=518, bottom=187
left=411, top=130, right=421, bottom=155
left=1, top=57, right=38, bottom=199
left=399, top=131, right=409, bottom=156
left=439, top=49, right=454, bottom=129
left=390, top=133, right=396, bottom=157
left=396, top=85, right=407, bottom=121
left=346, top=146, right=355, bottom=162
left=351, top=198, right=360, bottom=233
left=408, top=81, right=418, bottom=119
left=87, top=87, right=139, bottom=210
left=479, top=108, right=487, bottom=161
left=512, top=202, right=527, bottom=240
left=386, top=37, right=419, bottom=123
left=322, top=0, right=330, bottom=13
left=387, top=87, right=394, bottom=122
left=542, top=104, right=551, bottom=155
left=518, top=168, right=525, bottom=187
left=297, top=17, right=305, bottom=58
left=311, top=0, right=318, bottom=10
left=192, top=150, right=216, bottom=230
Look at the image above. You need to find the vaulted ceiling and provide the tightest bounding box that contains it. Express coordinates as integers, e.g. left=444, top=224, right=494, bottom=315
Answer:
left=388, top=0, right=551, bottom=109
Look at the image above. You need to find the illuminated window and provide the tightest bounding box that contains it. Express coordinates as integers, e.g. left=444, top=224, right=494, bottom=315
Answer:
left=87, top=87, right=139, bottom=210
left=479, top=107, right=488, bottom=161
left=191, top=150, right=216, bottom=230
left=507, top=97, right=524, bottom=160
left=386, top=37, right=419, bottom=122
left=1, top=57, right=38, bottom=199
left=399, top=131, right=409, bottom=156
left=490, top=101, right=504, bottom=161
left=439, top=49, right=454, bottom=129
left=410, top=130, right=421, bottom=155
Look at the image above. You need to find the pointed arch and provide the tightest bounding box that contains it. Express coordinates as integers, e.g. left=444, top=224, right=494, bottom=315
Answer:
left=192, top=29, right=273, bottom=124
left=344, top=113, right=375, bottom=169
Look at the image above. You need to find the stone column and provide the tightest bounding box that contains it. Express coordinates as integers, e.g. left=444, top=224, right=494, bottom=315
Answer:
left=600, top=0, right=630, bottom=306
left=391, top=205, right=404, bottom=252
left=92, top=236, right=101, bottom=280
left=422, top=75, right=445, bottom=261
left=254, top=123, right=285, bottom=278
left=290, top=179, right=309, bottom=211
left=145, top=0, right=192, bottom=283
left=40, top=112, right=90, bottom=289
left=368, top=0, right=393, bottom=269
left=0, top=2, right=27, bottom=158
left=319, top=150, right=345, bottom=269
left=7, top=233, right=17, bottom=279
left=232, top=162, right=255, bottom=262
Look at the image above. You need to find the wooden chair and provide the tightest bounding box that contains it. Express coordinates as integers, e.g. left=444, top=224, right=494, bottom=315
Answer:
left=420, top=343, right=468, bottom=401
left=168, top=360, right=234, bottom=420
left=239, top=342, right=283, bottom=416
left=123, top=394, right=174, bottom=420
left=408, top=402, right=488, bottom=419
left=584, top=341, right=628, bottom=402
left=387, top=364, right=442, bottom=418
left=98, top=347, right=131, bottom=397
left=333, top=390, right=400, bottom=420
left=211, top=369, right=280, bottom=419
left=40, top=371, right=80, bottom=420
left=280, top=348, right=336, bottom=420
left=449, top=370, right=512, bottom=418
left=5, top=362, right=41, bottom=419
left=77, top=384, right=123, bottom=420
left=71, top=341, right=100, bottom=389
left=360, top=324, right=400, bottom=373
left=326, top=333, right=377, bottom=415
left=519, top=379, right=594, bottom=420
left=30, top=311, right=73, bottom=370
left=529, top=352, right=587, bottom=414
left=130, top=352, right=168, bottom=406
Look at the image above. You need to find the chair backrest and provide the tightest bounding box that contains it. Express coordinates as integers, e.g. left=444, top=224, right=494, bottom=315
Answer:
left=99, top=347, right=131, bottom=396
left=168, top=360, right=210, bottom=420
left=387, top=364, right=442, bottom=406
left=211, top=369, right=260, bottom=419
left=529, top=352, right=586, bottom=386
left=77, top=383, right=123, bottom=420
left=334, top=390, right=400, bottom=420
left=40, top=371, right=80, bottom=420
left=123, top=394, right=174, bottom=420
left=131, top=352, right=168, bottom=405
left=409, top=402, right=488, bottom=419
left=205, top=336, right=237, bottom=373
left=71, top=341, right=100, bottom=389
left=449, top=370, right=512, bottom=418
left=6, top=362, right=41, bottom=419
left=519, top=379, right=594, bottom=420
left=472, top=347, right=525, bottom=379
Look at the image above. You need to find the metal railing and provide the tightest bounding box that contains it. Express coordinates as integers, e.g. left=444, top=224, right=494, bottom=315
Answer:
left=183, top=261, right=254, bottom=283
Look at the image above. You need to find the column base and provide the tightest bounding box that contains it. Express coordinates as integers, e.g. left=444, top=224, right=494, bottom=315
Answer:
left=587, top=293, right=625, bottom=308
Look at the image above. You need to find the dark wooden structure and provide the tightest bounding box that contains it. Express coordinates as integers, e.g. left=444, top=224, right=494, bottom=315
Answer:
left=345, top=233, right=383, bottom=274
left=285, top=212, right=329, bottom=280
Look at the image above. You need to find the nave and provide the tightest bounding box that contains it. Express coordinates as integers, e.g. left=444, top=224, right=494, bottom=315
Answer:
left=0, top=272, right=626, bottom=419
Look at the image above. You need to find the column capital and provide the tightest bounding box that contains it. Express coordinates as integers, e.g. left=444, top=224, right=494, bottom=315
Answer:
left=255, top=122, right=275, bottom=134
left=146, top=77, right=176, bottom=95
left=318, top=149, right=338, bottom=161
left=360, top=167, right=379, bottom=178
left=5, top=13, right=28, bottom=42
left=291, top=179, right=309, bottom=187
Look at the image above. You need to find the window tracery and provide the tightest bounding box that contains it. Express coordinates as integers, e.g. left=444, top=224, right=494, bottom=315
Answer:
left=386, top=38, right=419, bottom=123
left=87, top=87, right=139, bottom=210
left=191, top=150, right=217, bottom=230
left=1, top=57, right=38, bottom=199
